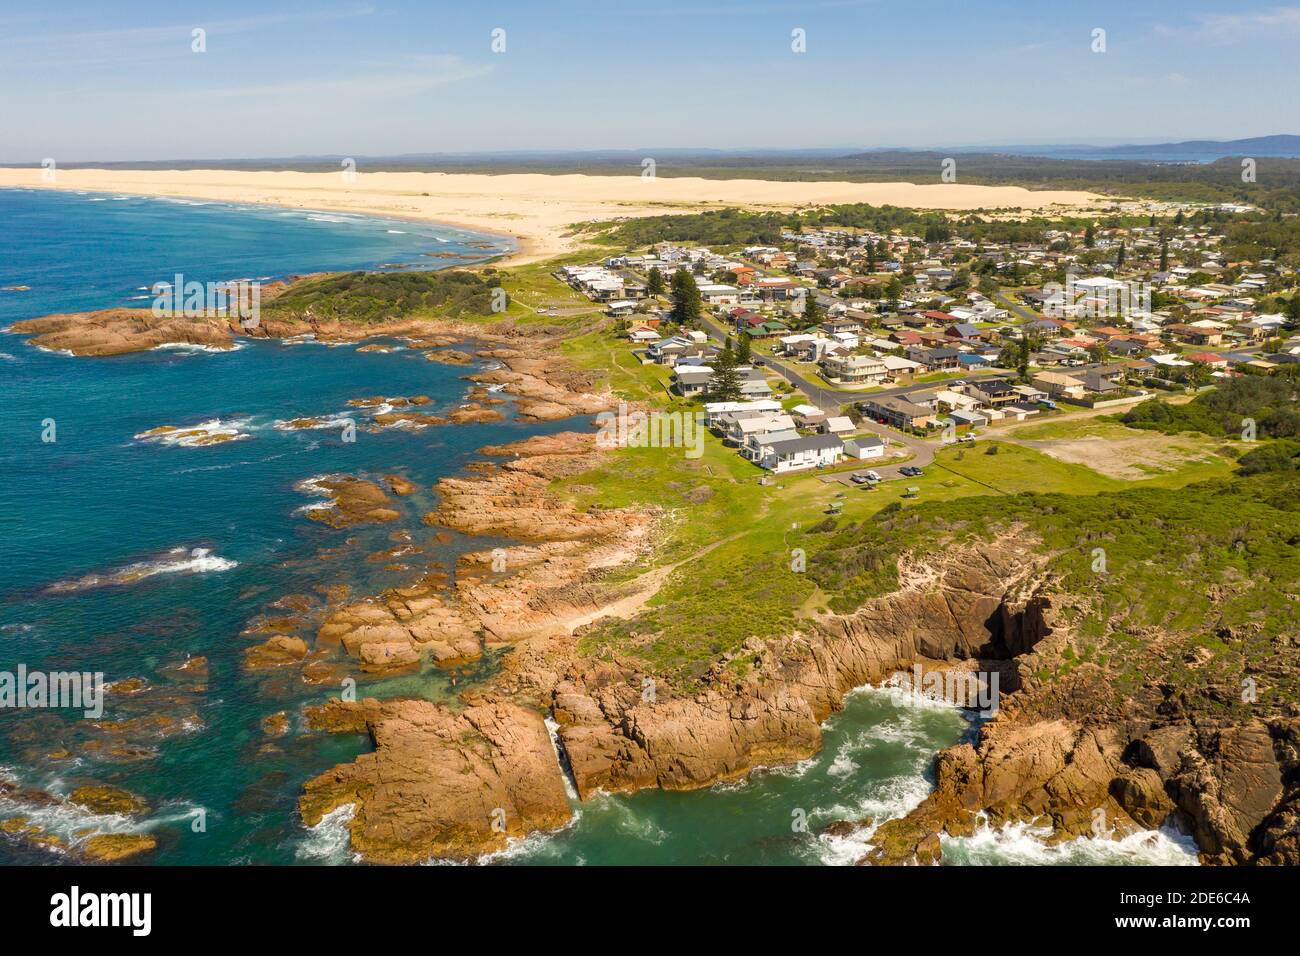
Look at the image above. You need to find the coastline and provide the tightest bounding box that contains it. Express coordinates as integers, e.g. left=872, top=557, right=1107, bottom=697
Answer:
left=0, top=168, right=1112, bottom=269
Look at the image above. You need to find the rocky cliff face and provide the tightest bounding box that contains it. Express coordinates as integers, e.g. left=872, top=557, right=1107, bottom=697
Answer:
left=551, top=534, right=1050, bottom=800
left=298, top=502, right=1299, bottom=864
left=299, top=696, right=572, bottom=863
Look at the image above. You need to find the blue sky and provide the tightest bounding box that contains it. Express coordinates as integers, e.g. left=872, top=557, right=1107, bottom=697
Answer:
left=2, top=1, right=1298, bottom=161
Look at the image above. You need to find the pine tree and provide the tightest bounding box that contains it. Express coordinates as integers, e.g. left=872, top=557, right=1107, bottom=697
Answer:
left=670, top=268, right=702, bottom=327
left=885, top=277, right=902, bottom=311
left=801, top=292, right=823, bottom=330
left=736, top=332, right=752, bottom=364
left=1160, top=241, right=1169, bottom=272
left=646, top=266, right=665, bottom=297
left=706, top=346, right=742, bottom=402
left=1084, top=224, right=1095, bottom=248
left=1286, top=293, right=1300, bottom=330
left=1116, top=242, right=1126, bottom=268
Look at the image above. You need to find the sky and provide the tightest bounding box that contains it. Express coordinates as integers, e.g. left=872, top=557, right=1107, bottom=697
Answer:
left=2, top=1, right=1299, bottom=162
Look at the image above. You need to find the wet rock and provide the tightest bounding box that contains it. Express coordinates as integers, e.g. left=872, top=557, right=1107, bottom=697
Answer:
left=244, top=636, right=309, bottom=669
left=68, top=785, right=150, bottom=817
left=300, top=697, right=571, bottom=863
left=81, top=833, right=157, bottom=863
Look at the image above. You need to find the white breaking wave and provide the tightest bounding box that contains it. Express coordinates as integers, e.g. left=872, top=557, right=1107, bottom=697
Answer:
left=43, top=547, right=238, bottom=595
left=941, top=816, right=1200, bottom=866
left=133, top=418, right=253, bottom=447
left=0, top=766, right=205, bottom=854
left=295, top=804, right=359, bottom=864
left=545, top=716, right=580, bottom=803
left=273, top=414, right=353, bottom=432
left=149, top=341, right=242, bottom=354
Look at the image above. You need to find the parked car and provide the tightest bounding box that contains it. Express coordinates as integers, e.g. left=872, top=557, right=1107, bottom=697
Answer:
left=958, top=434, right=976, bottom=444
left=850, top=473, right=871, bottom=484
left=900, top=466, right=924, bottom=477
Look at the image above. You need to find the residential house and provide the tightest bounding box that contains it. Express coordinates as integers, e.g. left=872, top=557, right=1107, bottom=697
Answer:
left=844, top=435, right=886, bottom=460
left=858, top=397, right=937, bottom=430
left=1031, top=371, right=1087, bottom=401
left=820, top=352, right=888, bottom=386
left=820, top=416, right=856, bottom=435
left=672, top=366, right=715, bottom=398
left=749, top=433, right=845, bottom=473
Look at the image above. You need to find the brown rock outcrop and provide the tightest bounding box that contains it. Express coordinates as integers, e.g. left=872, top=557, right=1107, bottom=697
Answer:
left=299, top=697, right=572, bottom=863
left=302, top=477, right=401, bottom=528
left=244, top=636, right=308, bottom=669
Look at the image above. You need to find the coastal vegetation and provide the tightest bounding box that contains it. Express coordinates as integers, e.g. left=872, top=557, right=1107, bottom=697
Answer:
left=585, top=202, right=1266, bottom=256
left=1120, top=377, right=1300, bottom=440
left=263, top=269, right=501, bottom=324
left=566, top=424, right=1252, bottom=685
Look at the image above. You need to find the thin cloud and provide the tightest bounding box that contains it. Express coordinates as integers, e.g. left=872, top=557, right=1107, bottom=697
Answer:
left=1155, top=5, right=1300, bottom=43
left=0, top=5, right=376, bottom=56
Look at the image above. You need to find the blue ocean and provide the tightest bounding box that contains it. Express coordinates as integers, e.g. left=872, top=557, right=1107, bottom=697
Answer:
left=0, top=189, right=1198, bottom=866
left=0, top=188, right=544, bottom=864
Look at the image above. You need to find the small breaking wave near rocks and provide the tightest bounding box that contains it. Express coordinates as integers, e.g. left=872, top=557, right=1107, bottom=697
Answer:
left=134, top=418, right=254, bottom=447
left=43, top=546, right=238, bottom=595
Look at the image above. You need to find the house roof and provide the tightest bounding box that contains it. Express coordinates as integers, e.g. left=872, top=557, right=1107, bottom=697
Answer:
left=766, top=434, right=845, bottom=455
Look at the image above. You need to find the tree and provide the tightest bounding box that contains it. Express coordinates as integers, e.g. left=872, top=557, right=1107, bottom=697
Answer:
left=1116, top=242, right=1126, bottom=268
left=705, top=345, right=742, bottom=402
left=1286, top=293, right=1300, bottom=330
left=1084, top=224, right=1095, bottom=248
left=646, top=266, right=665, bottom=297
left=1159, top=241, right=1169, bottom=272
left=885, top=276, right=902, bottom=311
left=799, top=292, right=823, bottom=330
left=1002, top=330, right=1043, bottom=383
left=735, top=331, right=755, bottom=364
left=670, top=268, right=702, bottom=327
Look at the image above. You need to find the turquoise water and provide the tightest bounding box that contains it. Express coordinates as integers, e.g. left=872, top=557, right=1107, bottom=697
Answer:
left=0, top=188, right=545, bottom=864
left=0, top=190, right=1196, bottom=866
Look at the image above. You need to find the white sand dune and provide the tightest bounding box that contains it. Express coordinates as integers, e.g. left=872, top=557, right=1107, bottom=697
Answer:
left=0, top=167, right=1110, bottom=266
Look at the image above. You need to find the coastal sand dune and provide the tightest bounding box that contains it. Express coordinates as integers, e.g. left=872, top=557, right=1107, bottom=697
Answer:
left=0, top=168, right=1108, bottom=265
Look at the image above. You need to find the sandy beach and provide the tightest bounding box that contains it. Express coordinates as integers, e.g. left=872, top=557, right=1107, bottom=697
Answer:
left=0, top=168, right=1108, bottom=266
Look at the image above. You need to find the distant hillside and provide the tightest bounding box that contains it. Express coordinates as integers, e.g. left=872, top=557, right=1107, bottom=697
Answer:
left=982, top=135, right=1300, bottom=162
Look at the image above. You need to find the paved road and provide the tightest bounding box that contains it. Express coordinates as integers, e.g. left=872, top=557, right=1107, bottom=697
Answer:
left=696, top=312, right=996, bottom=414
left=989, top=288, right=1042, bottom=324
left=696, top=312, right=939, bottom=468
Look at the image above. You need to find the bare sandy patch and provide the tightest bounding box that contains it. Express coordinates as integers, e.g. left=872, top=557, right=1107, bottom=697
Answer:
left=1020, top=433, right=1223, bottom=480
left=0, top=167, right=1109, bottom=267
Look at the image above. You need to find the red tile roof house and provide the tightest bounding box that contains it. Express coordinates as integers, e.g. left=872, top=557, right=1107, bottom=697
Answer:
left=1091, top=326, right=1130, bottom=341
left=921, top=310, right=958, bottom=324
left=1186, top=352, right=1229, bottom=368
left=1165, top=324, right=1224, bottom=346
left=891, top=329, right=923, bottom=347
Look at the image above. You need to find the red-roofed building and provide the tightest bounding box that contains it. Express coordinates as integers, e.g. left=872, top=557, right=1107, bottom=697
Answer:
left=1186, top=352, right=1229, bottom=368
